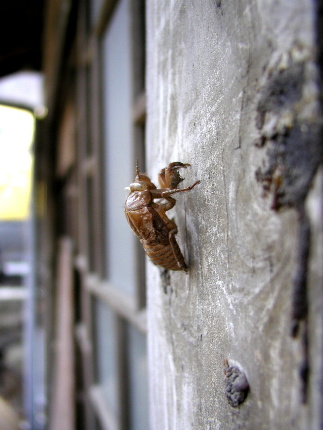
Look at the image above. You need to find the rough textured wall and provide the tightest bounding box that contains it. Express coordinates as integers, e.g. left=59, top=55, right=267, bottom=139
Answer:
left=146, top=1, right=322, bottom=429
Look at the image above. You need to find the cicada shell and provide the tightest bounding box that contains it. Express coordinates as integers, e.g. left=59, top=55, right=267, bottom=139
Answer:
left=125, top=162, right=200, bottom=272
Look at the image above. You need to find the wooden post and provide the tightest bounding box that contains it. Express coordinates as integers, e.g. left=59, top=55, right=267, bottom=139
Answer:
left=49, top=238, right=75, bottom=430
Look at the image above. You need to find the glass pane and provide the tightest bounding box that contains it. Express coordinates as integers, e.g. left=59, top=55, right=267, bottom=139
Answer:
left=101, top=0, right=137, bottom=295
left=91, top=0, right=104, bottom=25
left=94, top=300, right=119, bottom=416
left=127, top=325, right=149, bottom=430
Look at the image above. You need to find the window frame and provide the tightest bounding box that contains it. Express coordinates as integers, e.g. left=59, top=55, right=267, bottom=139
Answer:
left=74, top=0, right=148, bottom=428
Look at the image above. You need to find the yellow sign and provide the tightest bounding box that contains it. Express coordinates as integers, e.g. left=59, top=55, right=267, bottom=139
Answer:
left=0, top=105, right=34, bottom=220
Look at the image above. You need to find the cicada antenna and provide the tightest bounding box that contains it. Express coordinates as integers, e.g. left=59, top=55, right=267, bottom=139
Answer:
left=135, top=159, right=140, bottom=177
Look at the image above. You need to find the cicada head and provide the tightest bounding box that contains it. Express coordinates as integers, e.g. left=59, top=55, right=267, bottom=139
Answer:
left=129, top=161, right=156, bottom=192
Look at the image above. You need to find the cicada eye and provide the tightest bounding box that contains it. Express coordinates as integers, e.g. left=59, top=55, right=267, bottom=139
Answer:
left=130, top=181, right=147, bottom=191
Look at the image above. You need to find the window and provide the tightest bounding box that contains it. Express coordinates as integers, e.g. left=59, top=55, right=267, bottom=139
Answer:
left=74, top=0, right=148, bottom=428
